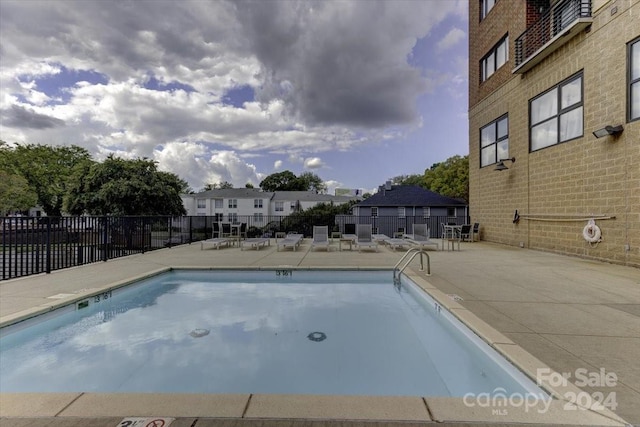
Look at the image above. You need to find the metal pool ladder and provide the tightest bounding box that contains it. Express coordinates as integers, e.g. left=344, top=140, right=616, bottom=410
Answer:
left=393, top=248, right=430, bottom=287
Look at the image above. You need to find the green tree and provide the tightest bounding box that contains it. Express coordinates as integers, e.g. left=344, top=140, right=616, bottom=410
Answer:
left=0, top=142, right=93, bottom=216
left=259, top=170, right=326, bottom=192
left=423, top=155, right=469, bottom=202
left=259, top=170, right=299, bottom=191
left=297, top=171, right=327, bottom=194
left=391, top=174, right=425, bottom=187
left=0, top=171, right=38, bottom=215
left=202, top=181, right=233, bottom=191
left=65, top=155, right=188, bottom=215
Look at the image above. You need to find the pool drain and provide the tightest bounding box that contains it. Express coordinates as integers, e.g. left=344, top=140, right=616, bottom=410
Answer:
left=307, top=331, right=326, bottom=342
left=190, top=328, right=210, bottom=338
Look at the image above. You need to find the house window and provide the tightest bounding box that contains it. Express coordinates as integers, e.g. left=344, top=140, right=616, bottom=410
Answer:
left=228, top=199, right=237, bottom=209
left=530, top=72, right=583, bottom=151
left=254, top=213, right=263, bottom=222
left=447, top=207, right=457, bottom=217
left=481, top=35, right=508, bottom=82
left=480, top=0, right=495, bottom=20
left=228, top=213, right=238, bottom=223
left=214, top=213, right=224, bottom=222
left=254, top=199, right=263, bottom=209
left=629, top=37, right=640, bottom=122
left=372, top=227, right=379, bottom=235
left=275, top=201, right=284, bottom=212
left=214, top=199, right=223, bottom=209
left=480, top=114, right=509, bottom=167
left=290, top=202, right=298, bottom=211
left=398, top=207, right=406, bottom=218
left=423, top=207, right=431, bottom=218
left=371, top=207, right=378, bottom=218
left=196, top=199, right=206, bottom=209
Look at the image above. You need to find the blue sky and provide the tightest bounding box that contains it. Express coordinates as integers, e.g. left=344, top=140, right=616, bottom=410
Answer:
left=0, top=0, right=468, bottom=194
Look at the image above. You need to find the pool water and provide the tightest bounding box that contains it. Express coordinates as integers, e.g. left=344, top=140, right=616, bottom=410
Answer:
left=0, top=270, right=546, bottom=397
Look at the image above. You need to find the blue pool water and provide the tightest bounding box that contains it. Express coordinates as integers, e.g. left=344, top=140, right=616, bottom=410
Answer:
left=0, top=270, right=546, bottom=397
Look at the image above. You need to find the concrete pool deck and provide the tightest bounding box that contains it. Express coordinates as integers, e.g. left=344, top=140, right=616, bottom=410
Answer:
left=1, top=238, right=638, bottom=427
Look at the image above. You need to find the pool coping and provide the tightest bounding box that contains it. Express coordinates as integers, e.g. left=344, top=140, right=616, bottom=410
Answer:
left=0, top=265, right=629, bottom=426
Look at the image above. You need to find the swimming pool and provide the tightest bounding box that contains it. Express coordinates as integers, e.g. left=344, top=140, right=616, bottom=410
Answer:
left=0, top=269, right=547, bottom=397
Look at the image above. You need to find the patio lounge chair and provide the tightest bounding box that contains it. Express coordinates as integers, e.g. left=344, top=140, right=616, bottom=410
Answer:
left=472, top=222, right=480, bottom=242
left=407, top=224, right=438, bottom=250
left=311, top=226, right=331, bottom=251
left=277, top=233, right=304, bottom=251
left=459, top=224, right=472, bottom=242
left=355, top=224, right=378, bottom=252
left=200, top=237, right=232, bottom=250
left=240, top=237, right=270, bottom=251
left=212, top=222, right=221, bottom=238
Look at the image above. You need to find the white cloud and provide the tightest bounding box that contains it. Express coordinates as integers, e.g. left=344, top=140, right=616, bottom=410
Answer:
left=436, top=27, right=465, bottom=52
left=154, top=143, right=262, bottom=190
left=0, top=0, right=468, bottom=192
left=303, top=157, right=324, bottom=169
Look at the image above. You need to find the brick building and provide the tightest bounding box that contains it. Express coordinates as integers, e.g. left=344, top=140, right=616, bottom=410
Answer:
left=469, top=0, right=639, bottom=267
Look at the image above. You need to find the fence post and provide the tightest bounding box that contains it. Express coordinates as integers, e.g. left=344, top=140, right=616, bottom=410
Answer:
left=102, top=216, right=108, bottom=262
left=189, top=216, right=193, bottom=244
left=45, top=217, right=51, bottom=274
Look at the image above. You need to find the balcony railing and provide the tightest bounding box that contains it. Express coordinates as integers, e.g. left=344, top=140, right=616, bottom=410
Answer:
left=514, top=0, right=592, bottom=73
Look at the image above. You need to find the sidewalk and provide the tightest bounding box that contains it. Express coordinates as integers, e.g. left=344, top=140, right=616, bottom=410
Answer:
left=1, top=239, right=638, bottom=425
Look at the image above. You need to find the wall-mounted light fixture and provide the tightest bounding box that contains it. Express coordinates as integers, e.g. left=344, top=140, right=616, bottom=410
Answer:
left=592, top=125, right=624, bottom=138
left=494, top=157, right=516, bottom=171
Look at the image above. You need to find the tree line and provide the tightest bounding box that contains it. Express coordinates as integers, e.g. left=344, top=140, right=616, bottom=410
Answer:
left=1, top=140, right=468, bottom=216
left=0, top=142, right=187, bottom=216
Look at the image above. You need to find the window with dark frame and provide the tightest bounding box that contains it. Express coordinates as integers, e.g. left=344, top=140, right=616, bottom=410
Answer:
left=480, top=0, right=496, bottom=20
left=481, top=35, right=509, bottom=82
left=530, top=71, right=583, bottom=151
left=630, top=37, right=640, bottom=122
left=480, top=114, right=509, bottom=167
left=371, top=207, right=378, bottom=218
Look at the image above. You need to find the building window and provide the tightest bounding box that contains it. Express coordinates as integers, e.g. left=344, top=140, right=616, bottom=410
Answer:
left=629, top=37, right=640, bottom=122
left=481, top=35, right=508, bottom=82
left=214, top=213, right=223, bottom=222
left=214, top=199, right=223, bottom=209
left=480, top=0, right=495, bottom=20
left=275, top=201, right=284, bottom=212
left=480, top=114, right=509, bottom=167
left=530, top=71, right=583, bottom=151
left=228, top=213, right=238, bottom=223
left=254, top=213, right=263, bottom=222
left=371, top=207, right=378, bottom=217
left=254, top=199, right=263, bottom=209
left=290, top=202, right=298, bottom=211
left=423, top=207, right=430, bottom=218
left=398, top=207, right=406, bottom=218
left=228, top=199, right=237, bottom=209
left=196, top=199, right=206, bottom=209
left=447, top=207, right=457, bottom=217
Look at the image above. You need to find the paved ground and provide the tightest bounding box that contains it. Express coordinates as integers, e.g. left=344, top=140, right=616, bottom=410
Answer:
left=1, top=238, right=638, bottom=426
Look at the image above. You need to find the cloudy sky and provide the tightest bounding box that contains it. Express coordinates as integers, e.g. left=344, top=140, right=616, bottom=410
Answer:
left=0, top=0, right=468, bottom=194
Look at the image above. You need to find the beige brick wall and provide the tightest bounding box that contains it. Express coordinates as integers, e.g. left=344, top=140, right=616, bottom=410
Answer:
left=469, top=0, right=640, bottom=267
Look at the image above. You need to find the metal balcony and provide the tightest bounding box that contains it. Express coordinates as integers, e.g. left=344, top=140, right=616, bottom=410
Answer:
left=514, top=0, right=592, bottom=73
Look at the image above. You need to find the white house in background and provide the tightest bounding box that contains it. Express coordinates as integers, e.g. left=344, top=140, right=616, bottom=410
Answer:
left=181, top=189, right=357, bottom=224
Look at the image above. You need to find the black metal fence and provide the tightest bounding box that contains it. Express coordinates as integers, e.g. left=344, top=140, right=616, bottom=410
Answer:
left=2, top=214, right=468, bottom=280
